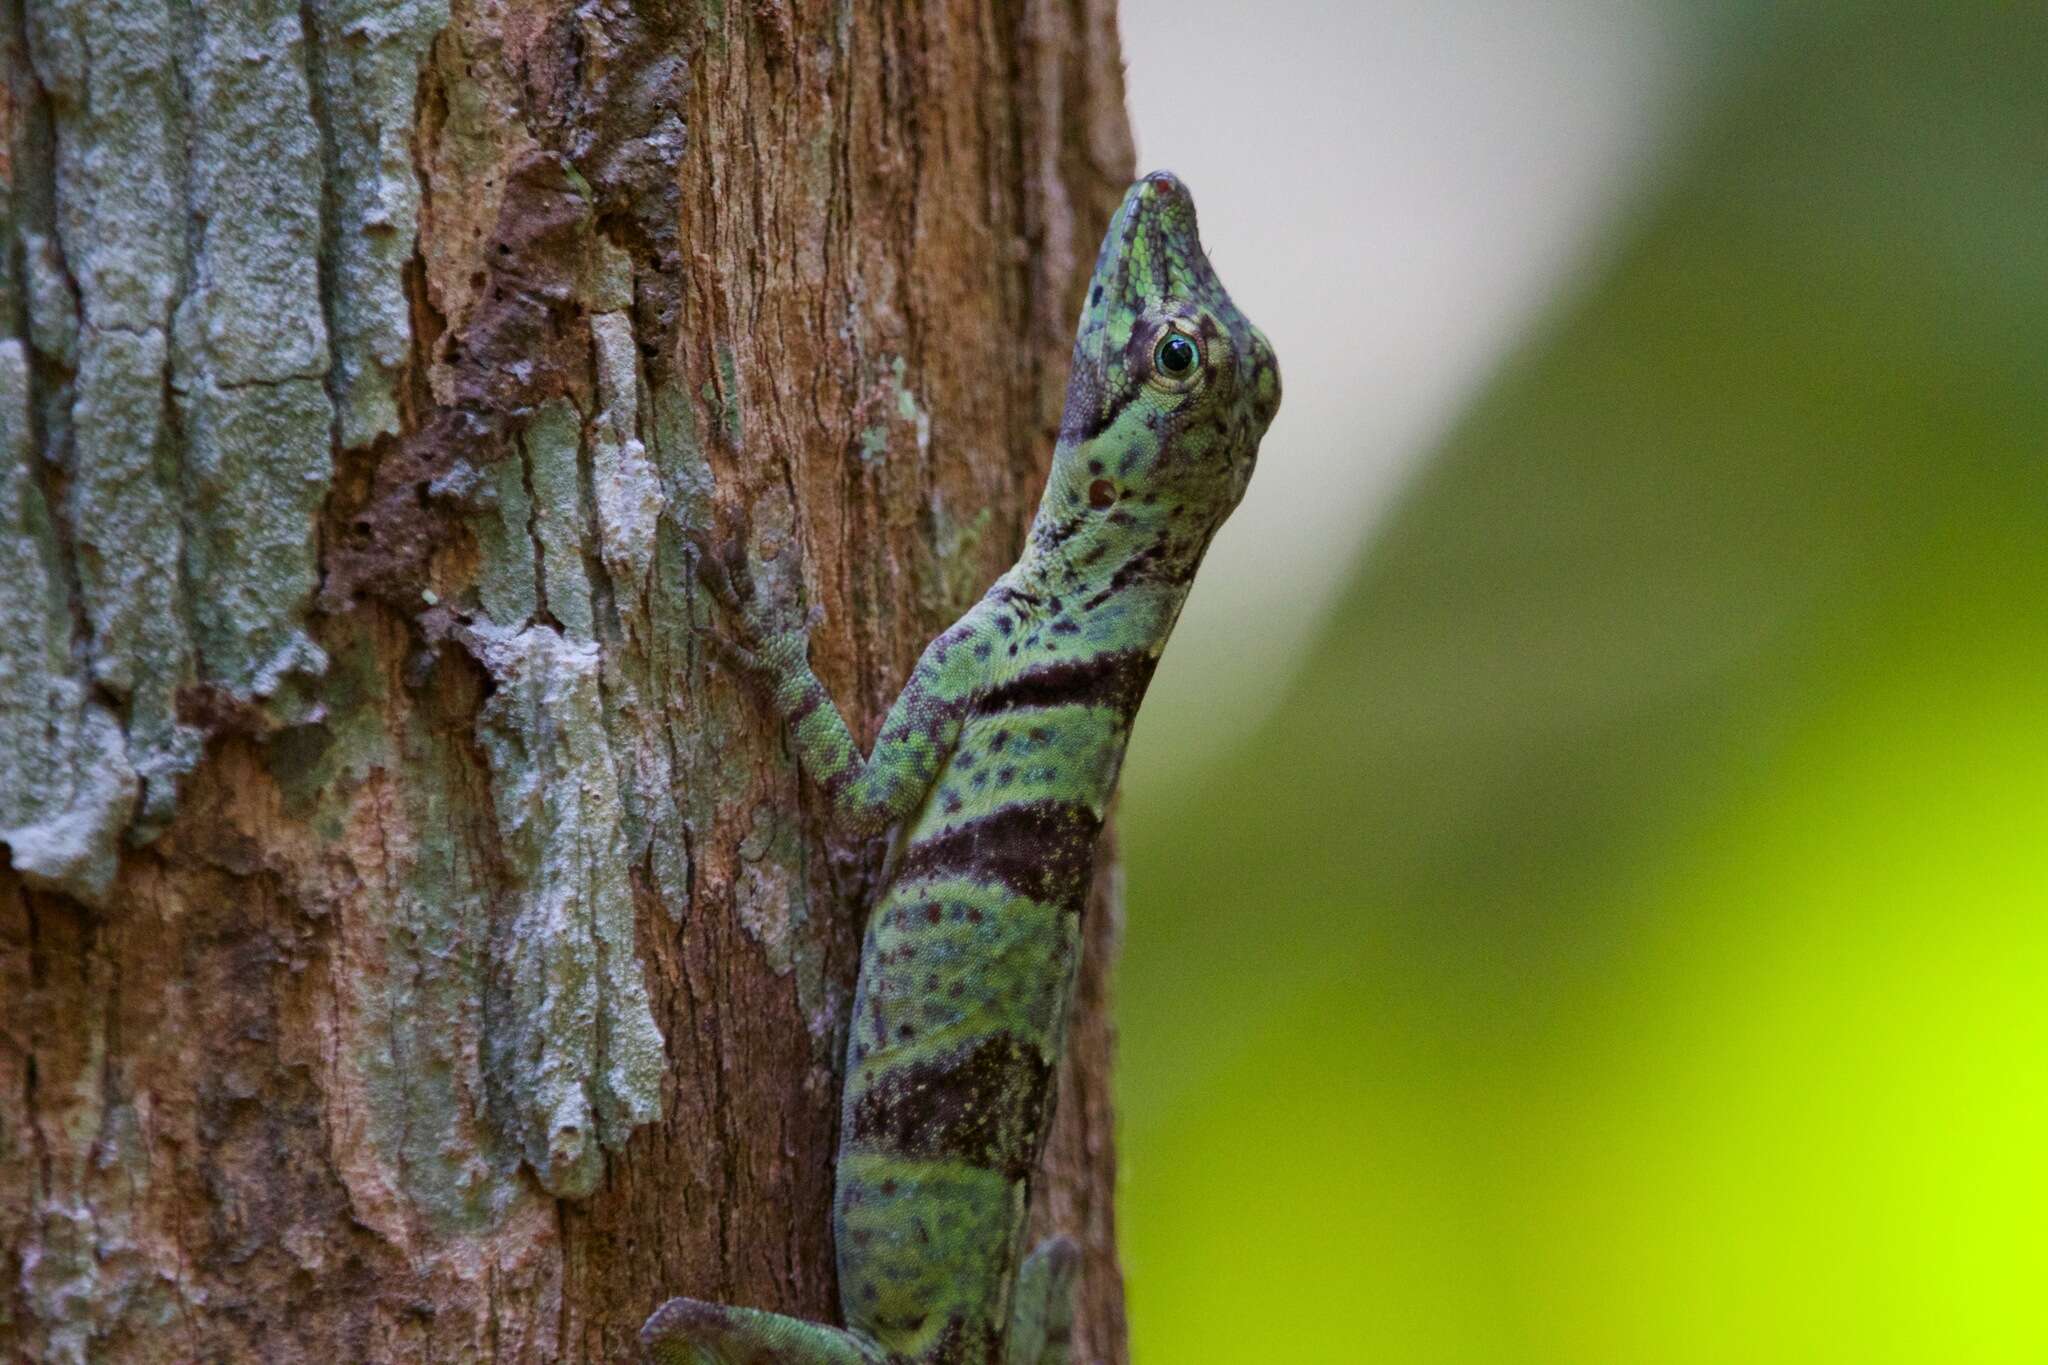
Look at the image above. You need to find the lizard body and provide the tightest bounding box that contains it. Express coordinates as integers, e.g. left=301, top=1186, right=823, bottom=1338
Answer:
left=644, top=172, right=1279, bottom=1365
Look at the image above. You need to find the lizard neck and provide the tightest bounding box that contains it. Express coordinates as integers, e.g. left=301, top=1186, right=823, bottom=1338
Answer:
left=1015, top=471, right=1217, bottom=608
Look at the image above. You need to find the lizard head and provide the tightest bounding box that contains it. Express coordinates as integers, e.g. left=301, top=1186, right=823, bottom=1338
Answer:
left=1035, top=172, right=1281, bottom=573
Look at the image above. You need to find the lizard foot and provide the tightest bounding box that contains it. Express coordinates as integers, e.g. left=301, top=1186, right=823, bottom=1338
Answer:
left=686, top=526, right=808, bottom=685
left=641, top=1296, right=888, bottom=1365
left=1005, top=1235, right=1081, bottom=1365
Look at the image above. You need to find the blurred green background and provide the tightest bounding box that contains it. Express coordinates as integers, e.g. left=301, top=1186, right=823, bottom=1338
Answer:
left=1112, top=3, right=2048, bottom=1360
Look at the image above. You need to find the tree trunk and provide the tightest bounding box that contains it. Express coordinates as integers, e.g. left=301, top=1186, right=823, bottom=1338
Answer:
left=0, top=2, right=1134, bottom=1359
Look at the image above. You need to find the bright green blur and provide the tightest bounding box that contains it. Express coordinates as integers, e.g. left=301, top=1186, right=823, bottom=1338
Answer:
left=1114, top=4, right=2048, bottom=1362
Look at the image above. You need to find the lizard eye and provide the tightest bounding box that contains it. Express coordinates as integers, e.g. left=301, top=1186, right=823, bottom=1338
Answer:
left=1154, top=331, right=1199, bottom=380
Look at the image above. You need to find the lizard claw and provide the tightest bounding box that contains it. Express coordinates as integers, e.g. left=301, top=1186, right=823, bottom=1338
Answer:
left=686, top=522, right=794, bottom=687
left=694, top=621, right=769, bottom=677
left=686, top=527, right=751, bottom=614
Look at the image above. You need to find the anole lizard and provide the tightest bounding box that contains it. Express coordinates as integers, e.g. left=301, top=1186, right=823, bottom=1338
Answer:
left=644, top=171, right=1280, bottom=1365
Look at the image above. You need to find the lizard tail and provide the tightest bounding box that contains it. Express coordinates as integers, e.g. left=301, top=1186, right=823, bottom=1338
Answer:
left=641, top=1296, right=890, bottom=1365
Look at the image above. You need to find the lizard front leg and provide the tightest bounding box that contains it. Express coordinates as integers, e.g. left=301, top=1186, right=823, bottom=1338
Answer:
left=693, top=533, right=995, bottom=834
left=645, top=538, right=1015, bottom=1364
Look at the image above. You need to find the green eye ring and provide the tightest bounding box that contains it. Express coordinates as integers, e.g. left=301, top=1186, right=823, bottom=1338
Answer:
left=1153, top=330, right=1200, bottom=381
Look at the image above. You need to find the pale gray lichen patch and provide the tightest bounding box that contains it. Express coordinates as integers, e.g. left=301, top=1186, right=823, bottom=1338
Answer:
left=256, top=618, right=532, bottom=1234
left=365, top=689, right=531, bottom=1233
left=890, top=353, right=931, bottom=457
left=306, top=0, right=449, bottom=447
left=66, top=326, right=198, bottom=836
left=23, top=0, right=186, bottom=336
left=471, top=622, right=666, bottom=1199
left=474, top=445, right=541, bottom=626
left=589, top=311, right=662, bottom=623
left=524, top=398, right=596, bottom=640
left=28, top=0, right=200, bottom=837
left=732, top=801, right=800, bottom=973
left=580, top=313, right=692, bottom=930
left=20, top=232, right=80, bottom=370
left=0, top=342, right=137, bottom=905
left=170, top=0, right=334, bottom=716
left=22, top=0, right=351, bottom=846
left=171, top=0, right=330, bottom=387
left=583, top=235, right=637, bottom=316
left=733, top=800, right=833, bottom=1040
left=177, top=376, right=332, bottom=713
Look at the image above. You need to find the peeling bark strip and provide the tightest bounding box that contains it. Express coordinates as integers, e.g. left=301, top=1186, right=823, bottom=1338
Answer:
left=1, top=2, right=1134, bottom=1361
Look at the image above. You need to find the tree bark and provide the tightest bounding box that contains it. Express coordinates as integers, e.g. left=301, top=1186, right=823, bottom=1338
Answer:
left=0, top=2, right=1135, bottom=1360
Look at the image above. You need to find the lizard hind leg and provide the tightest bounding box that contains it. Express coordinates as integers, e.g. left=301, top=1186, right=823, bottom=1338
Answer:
left=641, top=1296, right=891, bottom=1365
left=1003, top=1237, right=1081, bottom=1365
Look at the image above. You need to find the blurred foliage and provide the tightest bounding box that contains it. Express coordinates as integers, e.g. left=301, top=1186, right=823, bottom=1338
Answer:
left=1114, top=4, right=2048, bottom=1360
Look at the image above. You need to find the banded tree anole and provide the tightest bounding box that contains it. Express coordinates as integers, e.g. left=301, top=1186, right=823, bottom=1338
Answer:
left=644, top=171, right=1280, bottom=1365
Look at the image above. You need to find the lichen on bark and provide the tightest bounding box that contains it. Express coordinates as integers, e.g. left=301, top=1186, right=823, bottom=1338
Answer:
left=0, top=340, right=135, bottom=904
left=471, top=620, right=666, bottom=1201
left=1, top=0, right=1138, bottom=1358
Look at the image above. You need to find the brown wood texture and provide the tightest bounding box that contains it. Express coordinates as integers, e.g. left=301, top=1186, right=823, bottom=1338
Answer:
left=0, top=1, right=1136, bottom=1360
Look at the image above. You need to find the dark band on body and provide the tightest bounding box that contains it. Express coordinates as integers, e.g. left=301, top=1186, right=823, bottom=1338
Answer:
left=893, top=800, right=1101, bottom=908
left=976, top=647, right=1158, bottom=721
left=846, top=1030, right=1056, bottom=1182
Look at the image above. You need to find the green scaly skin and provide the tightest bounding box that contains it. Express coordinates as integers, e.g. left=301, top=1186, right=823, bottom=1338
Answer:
left=644, top=172, right=1281, bottom=1365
